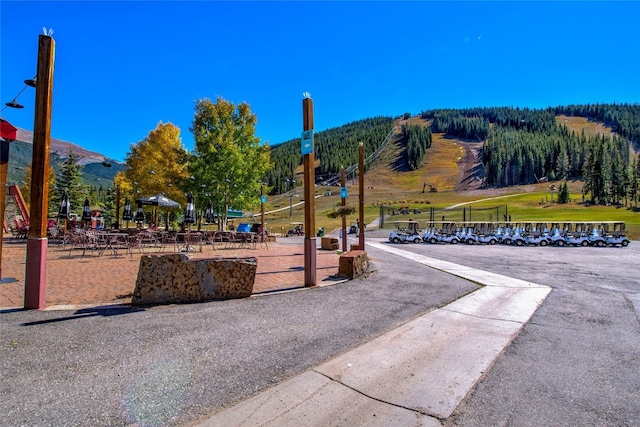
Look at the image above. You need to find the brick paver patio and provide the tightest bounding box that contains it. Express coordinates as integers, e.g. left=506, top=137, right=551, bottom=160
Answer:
left=0, top=237, right=342, bottom=309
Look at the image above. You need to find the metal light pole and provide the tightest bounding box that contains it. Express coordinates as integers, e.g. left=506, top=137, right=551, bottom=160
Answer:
left=25, top=34, right=55, bottom=309
left=289, top=194, right=294, bottom=221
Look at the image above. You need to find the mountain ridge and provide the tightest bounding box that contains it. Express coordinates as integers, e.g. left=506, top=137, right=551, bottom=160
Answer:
left=15, top=127, right=118, bottom=166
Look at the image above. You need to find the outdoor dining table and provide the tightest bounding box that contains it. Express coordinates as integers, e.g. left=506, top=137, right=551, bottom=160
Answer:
left=231, top=231, right=258, bottom=249
left=176, top=232, right=203, bottom=253
left=96, top=232, right=130, bottom=257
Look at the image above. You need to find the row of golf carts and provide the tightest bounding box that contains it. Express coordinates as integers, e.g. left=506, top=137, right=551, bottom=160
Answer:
left=388, top=221, right=631, bottom=247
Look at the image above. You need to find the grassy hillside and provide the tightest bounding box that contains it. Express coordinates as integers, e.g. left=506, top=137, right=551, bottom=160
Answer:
left=556, top=115, right=614, bottom=139
left=258, top=114, right=639, bottom=240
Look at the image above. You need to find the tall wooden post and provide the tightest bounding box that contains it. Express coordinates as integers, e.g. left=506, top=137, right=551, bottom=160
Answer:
left=25, top=34, right=55, bottom=309
left=358, top=142, right=365, bottom=251
left=0, top=139, right=10, bottom=279
left=302, top=96, right=316, bottom=287
left=260, top=182, right=266, bottom=245
left=340, top=166, right=347, bottom=252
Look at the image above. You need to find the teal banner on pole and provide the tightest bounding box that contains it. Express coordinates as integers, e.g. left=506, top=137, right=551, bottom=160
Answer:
left=301, top=130, right=313, bottom=155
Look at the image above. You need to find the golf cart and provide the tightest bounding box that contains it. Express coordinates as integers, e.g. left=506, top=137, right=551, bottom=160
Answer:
left=389, top=221, right=423, bottom=244
left=604, top=222, right=630, bottom=247
left=423, top=223, right=460, bottom=244
left=502, top=226, right=525, bottom=246
left=286, top=222, right=304, bottom=236
left=523, top=223, right=551, bottom=246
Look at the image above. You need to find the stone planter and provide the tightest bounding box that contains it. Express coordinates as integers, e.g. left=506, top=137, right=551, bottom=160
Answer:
left=132, top=254, right=257, bottom=305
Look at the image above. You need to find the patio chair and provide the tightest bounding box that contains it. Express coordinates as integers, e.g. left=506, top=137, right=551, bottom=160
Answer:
left=221, top=231, right=237, bottom=249
left=67, top=229, right=98, bottom=257
left=160, top=231, right=178, bottom=252
left=127, top=233, right=145, bottom=258
left=47, top=226, right=63, bottom=245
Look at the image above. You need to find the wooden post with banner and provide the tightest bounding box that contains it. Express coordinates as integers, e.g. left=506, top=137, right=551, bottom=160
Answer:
left=358, top=142, right=365, bottom=251
left=302, top=94, right=316, bottom=287
left=340, top=166, right=347, bottom=252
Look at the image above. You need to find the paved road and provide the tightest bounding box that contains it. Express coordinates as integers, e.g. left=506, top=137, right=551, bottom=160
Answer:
left=0, top=240, right=476, bottom=426
left=383, top=241, right=640, bottom=427
left=1, top=238, right=638, bottom=426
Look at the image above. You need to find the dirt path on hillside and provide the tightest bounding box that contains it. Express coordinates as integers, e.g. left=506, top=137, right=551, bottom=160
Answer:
left=454, top=142, right=485, bottom=192
left=452, top=141, right=540, bottom=198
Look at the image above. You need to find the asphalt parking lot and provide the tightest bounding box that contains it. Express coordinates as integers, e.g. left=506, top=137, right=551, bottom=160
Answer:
left=375, top=240, right=640, bottom=427
left=1, top=237, right=638, bottom=426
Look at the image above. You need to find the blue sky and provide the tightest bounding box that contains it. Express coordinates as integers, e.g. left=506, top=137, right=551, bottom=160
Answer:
left=1, top=1, right=639, bottom=162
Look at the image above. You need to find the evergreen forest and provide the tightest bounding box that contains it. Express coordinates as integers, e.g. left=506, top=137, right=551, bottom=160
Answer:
left=268, top=103, right=639, bottom=206
left=265, top=116, right=395, bottom=194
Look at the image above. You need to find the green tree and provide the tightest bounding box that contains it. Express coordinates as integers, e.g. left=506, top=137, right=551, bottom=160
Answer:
left=58, top=150, right=87, bottom=216
left=190, top=97, right=271, bottom=229
left=556, top=146, right=570, bottom=179
left=630, top=154, right=639, bottom=208
left=557, top=181, right=570, bottom=204
left=98, top=186, right=116, bottom=228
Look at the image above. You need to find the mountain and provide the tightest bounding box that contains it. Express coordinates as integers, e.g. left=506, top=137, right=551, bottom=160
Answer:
left=15, top=128, right=114, bottom=165
left=6, top=127, right=124, bottom=185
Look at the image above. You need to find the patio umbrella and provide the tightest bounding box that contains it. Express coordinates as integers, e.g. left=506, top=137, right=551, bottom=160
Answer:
left=205, top=200, right=214, bottom=224
left=184, top=193, right=196, bottom=224
left=81, top=198, right=92, bottom=222
left=134, top=202, right=145, bottom=223
left=136, top=193, right=181, bottom=208
left=137, top=193, right=180, bottom=229
left=122, top=198, right=133, bottom=221
left=58, top=190, right=70, bottom=219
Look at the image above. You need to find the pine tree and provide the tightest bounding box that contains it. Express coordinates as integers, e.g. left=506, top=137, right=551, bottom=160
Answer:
left=100, top=186, right=117, bottom=228
left=630, top=154, right=639, bottom=208
left=557, top=181, right=570, bottom=204
left=556, top=146, right=570, bottom=179
left=57, top=150, right=87, bottom=216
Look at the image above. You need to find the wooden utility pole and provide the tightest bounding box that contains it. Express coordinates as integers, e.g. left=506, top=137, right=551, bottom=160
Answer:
left=260, top=182, right=267, bottom=247
left=302, top=95, right=316, bottom=287
left=358, top=142, right=365, bottom=251
left=340, top=166, right=347, bottom=252
left=25, top=34, right=55, bottom=309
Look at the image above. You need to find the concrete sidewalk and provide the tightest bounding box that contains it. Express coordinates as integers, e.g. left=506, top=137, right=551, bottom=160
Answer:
left=193, top=242, right=551, bottom=426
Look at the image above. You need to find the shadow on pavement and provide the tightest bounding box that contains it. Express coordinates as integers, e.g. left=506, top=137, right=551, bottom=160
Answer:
left=19, top=305, right=146, bottom=326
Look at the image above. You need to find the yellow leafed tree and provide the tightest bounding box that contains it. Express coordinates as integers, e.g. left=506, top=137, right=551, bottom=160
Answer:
left=115, top=122, right=190, bottom=223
